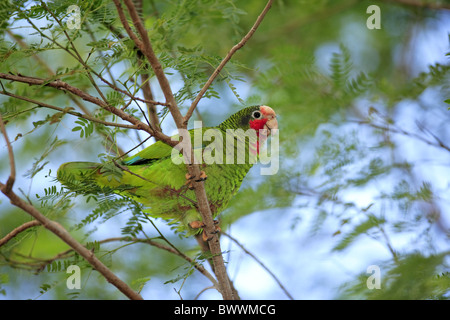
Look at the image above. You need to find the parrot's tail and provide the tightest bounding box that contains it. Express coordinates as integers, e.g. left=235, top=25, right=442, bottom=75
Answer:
left=57, top=161, right=103, bottom=189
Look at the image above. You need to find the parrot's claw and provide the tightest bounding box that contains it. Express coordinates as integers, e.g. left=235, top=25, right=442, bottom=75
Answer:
left=189, top=220, right=221, bottom=242
left=185, top=171, right=208, bottom=190
left=189, top=220, right=206, bottom=229
left=195, top=171, right=208, bottom=182
left=202, top=231, right=214, bottom=242
left=202, top=226, right=221, bottom=242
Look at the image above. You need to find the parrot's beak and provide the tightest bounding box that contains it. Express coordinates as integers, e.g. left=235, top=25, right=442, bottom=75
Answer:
left=260, top=105, right=278, bottom=138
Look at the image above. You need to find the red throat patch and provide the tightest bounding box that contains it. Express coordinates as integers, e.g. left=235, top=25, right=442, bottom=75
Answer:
left=249, top=118, right=268, bottom=131
left=249, top=118, right=269, bottom=155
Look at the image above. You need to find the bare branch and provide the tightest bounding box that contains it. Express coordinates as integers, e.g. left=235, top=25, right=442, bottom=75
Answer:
left=99, top=237, right=219, bottom=288
left=0, top=72, right=174, bottom=146
left=184, top=0, right=274, bottom=126
left=141, top=72, right=162, bottom=135
left=112, top=0, right=145, bottom=51
left=0, top=185, right=143, bottom=299
left=117, top=0, right=184, bottom=128
left=187, top=163, right=235, bottom=300
left=113, top=0, right=237, bottom=299
left=0, top=73, right=106, bottom=107
left=39, top=1, right=109, bottom=104
left=0, top=220, right=41, bottom=247
left=223, top=232, right=295, bottom=300
left=352, top=119, right=450, bottom=153
left=0, top=89, right=137, bottom=130
left=1, top=112, right=142, bottom=298
left=0, top=113, right=15, bottom=194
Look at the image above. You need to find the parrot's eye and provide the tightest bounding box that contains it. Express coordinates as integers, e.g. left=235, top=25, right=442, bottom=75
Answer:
left=252, top=111, right=261, bottom=119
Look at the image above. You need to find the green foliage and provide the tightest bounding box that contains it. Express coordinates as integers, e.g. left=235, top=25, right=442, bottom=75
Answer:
left=339, top=253, right=450, bottom=299
left=0, top=0, right=449, bottom=300
left=332, top=214, right=386, bottom=252
left=0, top=273, right=8, bottom=296
left=72, top=118, right=95, bottom=138
left=132, top=276, right=151, bottom=294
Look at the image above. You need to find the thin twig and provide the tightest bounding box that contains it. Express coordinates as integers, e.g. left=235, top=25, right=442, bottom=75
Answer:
left=0, top=73, right=108, bottom=108
left=194, top=286, right=216, bottom=300
left=141, top=72, right=162, bottom=134
left=120, top=0, right=184, bottom=128
left=0, top=220, right=41, bottom=247
left=40, top=1, right=108, bottom=104
left=352, top=119, right=450, bottom=153
left=0, top=187, right=143, bottom=299
left=0, top=115, right=142, bottom=299
left=184, top=0, right=274, bottom=126
left=118, top=135, right=152, bottom=159
left=0, top=88, right=137, bottom=130
left=379, top=226, right=399, bottom=264
left=0, top=113, right=15, bottom=193
left=0, top=72, right=173, bottom=145
left=223, top=232, right=295, bottom=300
left=99, top=237, right=218, bottom=288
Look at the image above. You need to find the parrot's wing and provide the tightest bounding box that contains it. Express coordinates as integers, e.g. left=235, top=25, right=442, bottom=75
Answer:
left=123, top=128, right=208, bottom=166
left=123, top=139, right=174, bottom=165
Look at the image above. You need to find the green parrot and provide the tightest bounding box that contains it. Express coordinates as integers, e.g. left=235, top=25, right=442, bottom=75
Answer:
left=57, top=105, right=278, bottom=240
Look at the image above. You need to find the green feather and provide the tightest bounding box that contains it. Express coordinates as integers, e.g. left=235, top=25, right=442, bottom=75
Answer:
left=57, top=106, right=262, bottom=235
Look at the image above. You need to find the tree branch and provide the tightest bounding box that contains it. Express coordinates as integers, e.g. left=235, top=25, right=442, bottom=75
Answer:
left=0, top=88, right=137, bottom=130
left=28, top=236, right=219, bottom=289
left=114, top=0, right=237, bottom=299
left=5, top=29, right=126, bottom=156
left=117, top=0, right=184, bottom=128
left=141, top=71, right=162, bottom=135
left=223, top=232, right=295, bottom=300
left=100, top=237, right=219, bottom=288
left=0, top=73, right=107, bottom=108
left=0, top=113, right=15, bottom=194
left=0, top=115, right=142, bottom=300
left=183, top=0, right=274, bottom=126
left=351, top=119, right=450, bottom=153
left=0, top=72, right=174, bottom=146
left=0, top=188, right=143, bottom=299
left=0, top=220, right=41, bottom=247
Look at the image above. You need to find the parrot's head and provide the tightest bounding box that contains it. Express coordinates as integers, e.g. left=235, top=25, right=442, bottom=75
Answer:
left=219, top=105, right=278, bottom=154
left=248, top=105, right=278, bottom=142
left=220, top=105, right=278, bottom=133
